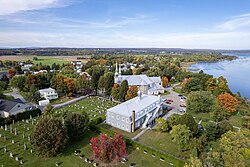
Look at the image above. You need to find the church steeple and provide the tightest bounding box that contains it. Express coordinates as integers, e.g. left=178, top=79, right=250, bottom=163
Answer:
left=118, top=64, right=121, bottom=77
left=115, top=62, right=118, bottom=76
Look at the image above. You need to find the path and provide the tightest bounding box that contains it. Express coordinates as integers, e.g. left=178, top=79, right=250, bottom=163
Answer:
left=53, top=95, right=90, bottom=109
left=131, top=129, right=148, bottom=140
left=4, top=88, right=26, bottom=103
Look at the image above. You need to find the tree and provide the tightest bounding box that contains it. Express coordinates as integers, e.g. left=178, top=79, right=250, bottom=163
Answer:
left=118, top=80, right=129, bottom=102
left=31, top=117, right=67, bottom=157
left=146, top=67, right=162, bottom=77
left=156, top=117, right=169, bottom=132
left=184, top=157, right=203, bottom=167
left=28, top=85, right=40, bottom=103
left=103, top=72, right=114, bottom=96
left=0, top=74, right=9, bottom=84
left=10, top=75, right=25, bottom=91
left=179, top=114, right=197, bottom=134
left=33, top=57, right=38, bottom=61
left=125, top=86, right=138, bottom=101
left=218, top=121, right=233, bottom=135
left=205, top=122, right=220, bottom=141
left=90, top=133, right=126, bottom=163
left=44, top=104, right=54, bottom=115
left=186, top=91, right=215, bottom=113
left=91, top=67, right=104, bottom=95
left=65, top=112, right=89, bottom=141
left=64, top=77, right=75, bottom=97
left=170, top=124, right=192, bottom=151
left=161, top=77, right=168, bottom=87
left=111, top=84, right=120, bottom=101
left=98, top=75, right=105, bottom=94
left=217, top=93, right=238, bottom=113
left=206, top=76, right=231, bottom=96
left=8, top=68, right=16, bottom=79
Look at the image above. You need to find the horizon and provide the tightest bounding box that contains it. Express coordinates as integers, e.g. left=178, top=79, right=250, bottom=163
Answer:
left=1, top=0, right=250, bottom=49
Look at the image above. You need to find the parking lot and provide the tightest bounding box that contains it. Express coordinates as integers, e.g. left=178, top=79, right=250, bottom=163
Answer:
left=161, top=86, right=186, bottom=119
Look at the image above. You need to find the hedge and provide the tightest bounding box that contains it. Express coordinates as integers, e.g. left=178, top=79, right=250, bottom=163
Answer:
left=0, top=108, right=41, bottom=126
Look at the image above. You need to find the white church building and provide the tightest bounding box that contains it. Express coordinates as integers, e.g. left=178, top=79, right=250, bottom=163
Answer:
left=114, top=63, right=164, bottom=95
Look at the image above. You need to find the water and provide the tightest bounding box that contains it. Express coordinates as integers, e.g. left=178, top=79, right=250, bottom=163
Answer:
left=190, top=53, right=250, bottom=99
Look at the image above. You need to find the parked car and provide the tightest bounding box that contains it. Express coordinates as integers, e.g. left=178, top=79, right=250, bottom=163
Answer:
left=178, top=94, right=183, bottom=97
left=180, top=96, right=186, bottom=100
left=165, top=101, right=171, bottom=104
left=167, top=99, right=173, bottom=102
left=180, top=99, right=186, bottom=102
left=180, top=104, right=186, bottom=107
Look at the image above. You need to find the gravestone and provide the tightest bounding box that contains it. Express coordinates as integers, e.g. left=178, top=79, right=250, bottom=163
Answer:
left=4, top=134, right=7, bottom=141
left=14, top=128, right=18, bottom=135
left=4, top=125, right=7, bottom=131
left=4, top=146, right=7, bottom=153
left=30, top=115, right=32, bottom=120
left=24, top=143, right=27, bottom=150
left=0, top=134, right=1, bottom=138
left=28, top=135, right=31, bottom=141
left=9, top=152, right=13, bottom=158
left=15, top=157, right=19, bottom=161
left=22, top=132, right=25, bottom=139
left=12, top=140, right=15, bottom=144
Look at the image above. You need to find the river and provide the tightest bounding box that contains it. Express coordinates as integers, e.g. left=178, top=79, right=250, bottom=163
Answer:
left=190, top=53, right=250, bottom=99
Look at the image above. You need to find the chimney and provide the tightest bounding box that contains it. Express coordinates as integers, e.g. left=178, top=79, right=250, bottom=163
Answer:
left=137, top=91, right=142, bottom=100
left=131, top=110, right=135, bottom=132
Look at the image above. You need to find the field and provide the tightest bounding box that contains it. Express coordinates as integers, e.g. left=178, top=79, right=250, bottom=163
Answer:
left=136, top=130, right=189, bottom=158
left=54, top=96, right=119, bottom=120
left=0, top=96, right=185, bottom=167
left=0, top=56, right=90, bottom=66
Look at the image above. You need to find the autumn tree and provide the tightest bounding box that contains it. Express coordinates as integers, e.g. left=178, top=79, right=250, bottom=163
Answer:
left=206, top=76, right=231, bottom=96
left=8, top=68, right=16, bottom=79
left=90, top=133, right=126, bottom=163
left=65, top=112, right=89, bottom=141
left=111, top=84, right=120, bottom=101
left=170, top=124, right=192, bottom=151
left=156, top=117, right=169, bottom=132
left=64, top=77, right=75, bottom=97
left=125, top=86, right=138, bottom=101
left=44, top=104, right=54, bottom=115
left=217, top=93, right=238, bottom=113
left=98, top=75, right=105, bottom=94
left=118, top=80, right=129, bottom=102
left=103, top=72, right=114, bottom=96
left=161, top=76, right=168, bottom=87
left=31, top=117, right=67, bottom=157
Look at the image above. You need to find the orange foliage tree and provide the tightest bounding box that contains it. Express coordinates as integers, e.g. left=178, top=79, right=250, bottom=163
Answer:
left=64, top=77, right=75, bottom=97
left=161, top=77, right=169, bottom=87
left=8, top=68, right=16, bottom=79
left=125, top=86, right=138, bottom=101
left=217, top=93, right=238, bottom=113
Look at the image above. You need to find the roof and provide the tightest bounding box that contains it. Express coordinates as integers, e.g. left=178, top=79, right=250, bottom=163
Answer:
left=107, top=94, right=162, bottom=117
left=120, top=75, right=153, bottom=86
left=39, top=87, right=55, bottom=93
left=0, top=99, right=21, bottom=112
left=149, top=76, right=161, bottom=83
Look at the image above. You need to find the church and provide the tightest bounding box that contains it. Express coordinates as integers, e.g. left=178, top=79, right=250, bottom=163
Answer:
left=114, top=63, right=165, bottom=95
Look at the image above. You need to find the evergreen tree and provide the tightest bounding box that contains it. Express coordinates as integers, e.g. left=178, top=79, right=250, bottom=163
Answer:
left=118, top=80, right=129, bottom=102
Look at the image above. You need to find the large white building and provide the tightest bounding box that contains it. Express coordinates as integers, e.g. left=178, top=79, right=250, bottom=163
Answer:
left=114, top=63, right=164, bottom=95
left=38, top=88, right=58, bottom=100
left=106, top=91, right=164, bottom=133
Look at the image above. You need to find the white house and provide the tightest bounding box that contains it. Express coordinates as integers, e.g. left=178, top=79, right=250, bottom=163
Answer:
left=38, top=88, right=58, bottom=100
left=114, top=63, right=164, bottom=95
left=106, top=91, right=164, bottom=133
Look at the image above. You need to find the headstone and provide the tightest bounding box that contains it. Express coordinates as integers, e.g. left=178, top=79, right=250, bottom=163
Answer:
left=15, top=157, right=19, bottom=161
left=15, top=128, right=18, bottom=135
left=12, top=140, right=15, bottom=144
left=4, top=146, right=7, bottom=153
left=24, top=143, right=27, bottom=150
left=27, top=127, right=30, bottom=131
left=20, top=160, right=23, bottom=165
left=4, top=125, right=7, bottom=131
left=26, top=120, right=29, bottom=124
left=30, top=149, right=33, bottom=153
left=4, top=134, right=7, bottom=141
left=9, top=152, right=13, bottom=158
left=12, top=120, right=15, bottom=125
left=28, top=135, right=31, bottom=141
left=32, top=120, right=34, bottom=125
left=0, top=134, right=1, bottom=138
left=22, top=132, right=25, bottom=139
left=0, top=125, right=3, bottom=129
left=10, top=125, right=12, bottom=133
left=30, top=115, right=32, bottom=120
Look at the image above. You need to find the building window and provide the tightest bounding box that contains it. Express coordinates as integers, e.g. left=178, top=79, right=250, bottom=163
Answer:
left=122, top=117, right=125, bottom=121
left=126, top=118, right=129, bottom=123
left=116, top=115, right=120, bottom=120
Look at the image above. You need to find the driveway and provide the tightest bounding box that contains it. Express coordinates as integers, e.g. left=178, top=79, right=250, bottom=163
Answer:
left=161, top=86, right=186, bottom=120
left=4, top=88, right=26, bottom=103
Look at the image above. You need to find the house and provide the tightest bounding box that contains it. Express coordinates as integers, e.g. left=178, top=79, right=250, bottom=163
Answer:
left=114, top=63, right=164, bottom=95
left=71, top=61, right=83, bottom=72
left=0, top=99, right=34, bottom=118
left=106, top=91, right=164, bottom=133
left=38, top=88, right=58, bottom=100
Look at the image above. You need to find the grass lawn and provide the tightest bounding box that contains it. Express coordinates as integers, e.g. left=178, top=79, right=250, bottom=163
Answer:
left=99, top=123, right=142, bottom=139
left=136, top=130, right=189, bottom=159
left=3, top=88, right=13, bottom=93
left=54, top=96, right=119, bottom=120
left=50, top=97, right=74, bottom=105
left=33, top=57, right=69, bottom=66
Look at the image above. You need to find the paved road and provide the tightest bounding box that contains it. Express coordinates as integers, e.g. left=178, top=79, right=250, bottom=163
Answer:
left=4, top=88, right=26, bottom=103
left=53, top=95, right=90, bottom=109
left=161, top=86, right=186, bottom=120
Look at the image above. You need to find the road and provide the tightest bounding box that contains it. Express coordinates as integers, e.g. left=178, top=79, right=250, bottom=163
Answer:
left=4, top=88, right=26, bottom=103
left=53, top=95, right=90, bottom=109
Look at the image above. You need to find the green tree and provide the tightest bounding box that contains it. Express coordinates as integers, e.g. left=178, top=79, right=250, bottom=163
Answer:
left=156, top=117, right=169, bottom=132
left=98, top=75, right=105, bottom=94
left=187, top=91, right=215, bottom=113
left=103, top=72, right=114, bottom=96
left=170, top=124, right=192, bottom=151
left=179, top=114, right=197, bottom=134
left=44, top=104, right=54, bottom=115
left=28, top=84, right=40, bottom=103
left=146, top=67, right=163, bottom=77
left=31, top=117, right=68, bottom=157
left=118, top=80, right=129, bottom=102
left=111, top=83, right=120, bottom=101
left=65, top=112, right=89, bottom=141
left=91, top=67, right=104, bottom=95
left=10, top=75, right=25, bottom=91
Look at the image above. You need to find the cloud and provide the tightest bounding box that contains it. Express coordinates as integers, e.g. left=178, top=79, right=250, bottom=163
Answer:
left=0, top=0, right=71, bottom=15
left=1, top=31, right=250, bottom=49
left=217, top=13, right=250, bottom=31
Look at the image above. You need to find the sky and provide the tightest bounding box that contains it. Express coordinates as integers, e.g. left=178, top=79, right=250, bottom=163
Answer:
left=0, top=0, right=250, bottom=49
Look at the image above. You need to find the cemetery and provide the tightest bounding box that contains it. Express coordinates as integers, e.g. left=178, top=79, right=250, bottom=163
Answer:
left=0, top=96, right=184, bottom=167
